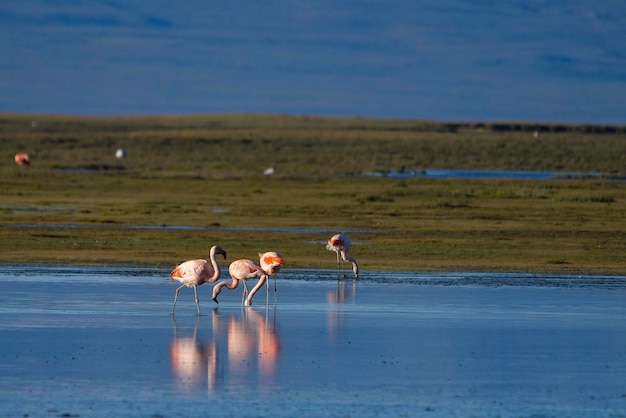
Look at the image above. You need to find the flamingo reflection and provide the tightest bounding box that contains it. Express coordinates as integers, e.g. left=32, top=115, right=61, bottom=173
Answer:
left=170, top=313, right=219, bottom=393
left=169, top=307, right=280, bottom=395
left=226, top=307, right=281, bottom=391
left=246, top=307, right=280, bottom=379
left=327, top=279, right=357, bottom=341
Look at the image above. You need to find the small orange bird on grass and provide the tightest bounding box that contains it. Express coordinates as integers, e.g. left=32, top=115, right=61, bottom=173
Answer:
left=169, top=245, right=227, bottom=315
left=14, top=153, right=30, bottom=166
left=326, top=234, right=359, bottom=278
left=212, top=252, right=285, bottom=306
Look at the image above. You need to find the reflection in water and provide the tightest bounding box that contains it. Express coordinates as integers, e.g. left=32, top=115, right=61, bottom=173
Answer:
left=170, top=307, right=280, bottom=396
left=169, top=314, right=217, bottom=393
left=327, top=279, right=357, bottom=341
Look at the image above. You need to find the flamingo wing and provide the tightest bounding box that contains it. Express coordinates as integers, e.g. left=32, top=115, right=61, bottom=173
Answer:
left=229, top=259, right=264, bottom=280
left=259, top=252, right=285, bottom=275
left=327, top=234, right=350, bottom=252
left=194, top=261, right=214, bottom=280
left=170, top=259, right=210, bottom=285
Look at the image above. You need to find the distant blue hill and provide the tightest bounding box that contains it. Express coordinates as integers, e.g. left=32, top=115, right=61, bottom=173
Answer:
left=0, top=0, right=624, bottom=124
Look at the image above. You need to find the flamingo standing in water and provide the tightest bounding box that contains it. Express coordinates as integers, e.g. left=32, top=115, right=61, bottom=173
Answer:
left=212, top=252, right=285, bottom=306
left=170, top=245, right=227, bottom=315
left=250, top=251, right=285, bottom=306
left=326, top=234, right=359, bottom=278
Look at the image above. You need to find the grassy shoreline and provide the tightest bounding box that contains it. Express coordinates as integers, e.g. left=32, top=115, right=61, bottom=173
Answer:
left=1, top=114, right=625, bottom=275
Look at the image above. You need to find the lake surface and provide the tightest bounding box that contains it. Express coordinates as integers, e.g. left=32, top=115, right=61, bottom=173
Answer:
left=367, top=168, right=608, bottom=181
left=1, top=265, right=624, bottom=417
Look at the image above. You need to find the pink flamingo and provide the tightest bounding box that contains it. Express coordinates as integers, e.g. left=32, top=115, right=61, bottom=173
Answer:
left=326, top=234, right=359, bottom=278
left=250, top=252, right=285, bottom=306
left=169, top=245, right=227, bottom=315
left=14, top=153, right=30, bottom=166
left=212, top=259, right=263, bottom=305
left=212, top=252, right=285, bottom=306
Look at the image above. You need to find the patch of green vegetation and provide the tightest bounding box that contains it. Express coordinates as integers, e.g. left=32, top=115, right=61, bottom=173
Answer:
left=1, top=114, right=625, bottom=274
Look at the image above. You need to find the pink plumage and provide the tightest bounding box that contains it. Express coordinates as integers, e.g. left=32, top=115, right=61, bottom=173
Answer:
left=327, top=234, right=359, bottom=278
left=213, top=252, right=285, bottom=306
left=170, top=245, right=226, bottom=315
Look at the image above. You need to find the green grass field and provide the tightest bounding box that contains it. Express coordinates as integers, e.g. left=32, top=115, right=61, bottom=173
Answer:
left=1, top=114, right=625, bottom=274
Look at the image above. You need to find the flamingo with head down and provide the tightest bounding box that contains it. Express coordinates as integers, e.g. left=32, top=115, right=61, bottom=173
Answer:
left=326, top=234, right=359, bottom=278
left=212, top=252, right=285, bottom=306
left=169, top=245, right=227, bottom=315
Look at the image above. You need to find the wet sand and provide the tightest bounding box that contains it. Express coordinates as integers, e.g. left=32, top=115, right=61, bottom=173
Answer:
left=1, top=266, right=624, bottom=417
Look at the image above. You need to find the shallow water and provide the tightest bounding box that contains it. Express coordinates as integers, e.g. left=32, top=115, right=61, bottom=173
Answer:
left=366, top=168, right=608, bottom=181
left=2, top=223, right=374, bottom=234
left=1, top=265, right=624, bottom=417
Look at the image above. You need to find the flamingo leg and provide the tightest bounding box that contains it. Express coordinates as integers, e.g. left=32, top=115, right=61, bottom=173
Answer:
left=193, top=286, right=201, bottom=315
left=171, top=284, right=186, bottom=315
left=335, top=250, right=344, bottom=279
left=193, top=315, right=200, bottom=339
left=171, top=315, right=178, bottom=338
left=256, top=275, right=275, bottom=306
left=339, top=251, right=348, bottom=278
left=242, top=280, right=250, bottom=306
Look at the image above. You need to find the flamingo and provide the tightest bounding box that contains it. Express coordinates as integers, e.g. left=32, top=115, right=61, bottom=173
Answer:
left=14, top=153, right=30, bottom=166
left=212, top=252, right=285, bottom=306
left=250, top=251, right=285, bottom=306
left=169, top=245, right=227, bottom=315
left=212, top=259, right=263, bottom=305
left=326, top=234, right=359, bottom=278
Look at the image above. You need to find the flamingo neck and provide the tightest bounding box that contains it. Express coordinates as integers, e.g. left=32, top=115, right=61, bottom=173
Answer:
left=212, top=276, right=239, bottom=302
left=218, top=277, right=239, bottom=291
left=208, top=248, right=222, bottom=282
left=344, top=255, right=359, bottom=276
left=245, top=275, right=268, bottom=305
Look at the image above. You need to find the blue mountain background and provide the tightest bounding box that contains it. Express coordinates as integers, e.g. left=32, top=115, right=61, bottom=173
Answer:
left=1, top=0, right=624, bottom=124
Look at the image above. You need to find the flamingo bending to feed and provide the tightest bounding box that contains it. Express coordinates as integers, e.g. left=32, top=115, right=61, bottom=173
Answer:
left=212, top=252, right=285, bottom=306
left=169, top=245, right=227, bottom=315
left=326, top=234, right=359, bottom=278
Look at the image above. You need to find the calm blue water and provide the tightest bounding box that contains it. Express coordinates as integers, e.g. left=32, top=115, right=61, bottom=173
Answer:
left=369, top=168, right=607, bottom=180
left=1, top=1, right=625, bottom=124
left=0, top=265, right=624, bottom=417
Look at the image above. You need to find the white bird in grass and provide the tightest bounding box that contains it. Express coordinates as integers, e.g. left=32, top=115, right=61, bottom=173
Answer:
left=169, top=245, right=227, bottom=315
